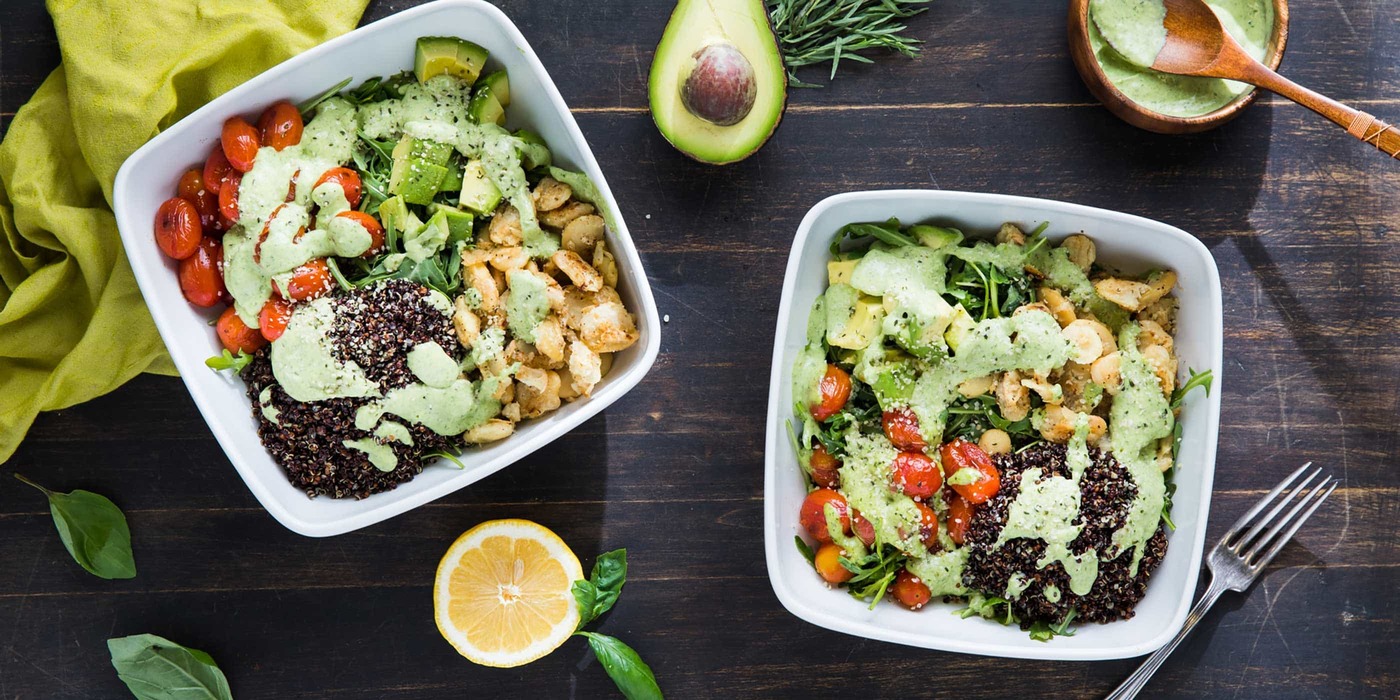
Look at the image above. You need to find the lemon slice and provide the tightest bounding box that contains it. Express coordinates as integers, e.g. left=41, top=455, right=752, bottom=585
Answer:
left=433, top=519, right=584, bottom=667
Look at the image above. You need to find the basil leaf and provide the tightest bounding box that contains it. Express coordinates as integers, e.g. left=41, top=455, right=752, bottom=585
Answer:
left=108, top=634, right=232, bottom=700
left=15, top=475, right=135, bottom=579
left=794, top=536, right=816, bottom=566
left=578, top=632, right=663, bottom=700
left=572, top=580, right=602, bottom=629
left=574, top=549, right=627, bottom=628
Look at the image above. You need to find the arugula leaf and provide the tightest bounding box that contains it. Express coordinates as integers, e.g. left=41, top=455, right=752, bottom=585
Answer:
left=794, top=536, right=817, bottom=566
left=573, top=549, right=627, bottom=629
left=297, top=77, right=352, bottom=116
left=1029, top=610, right=1078, bottom=642
left=1163, top=367, right=1215, bottom=528
left=204, top=350, right=254, bottom=373
left=577, top=632, right=663, bottom=700
left=108, top=633, right=231, bottom=700
left=1170, top=367, right=1214, bottom=410
left=15, top=474, right=135, bottom=580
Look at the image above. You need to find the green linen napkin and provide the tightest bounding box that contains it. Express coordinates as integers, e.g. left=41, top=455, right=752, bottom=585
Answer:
left=0, top=0, right=370, bottom=463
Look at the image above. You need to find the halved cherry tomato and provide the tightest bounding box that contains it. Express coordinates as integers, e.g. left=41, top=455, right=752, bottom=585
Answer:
left=258, top=298, right=294, bottom=342
left=336, top=210, right=385, bottom=257
left=176, top=169, right=219, bottom=231
left=944, top=492, right=975, bottom=546
left=203, top=146, right=234, bottom=196
left=314, top=167, right=363, bottom=209
left=808, top=444, right=841, bottom=489
left=154, top=197, right=202, bottom=260
left=851, top=510, right=876, bottom=547
left=913, top=501, right=940, bottom=549
left=178, top=237, right=225, bottom=307
left=799, top=488, right=851, bottom=545
left=882, top=407, right=928, bottom=451
left=283, top=258, right=333, bottom=301
left=810, top=364, right=852, bottom=422
left=891, top=451, right=941, bottom=499
left=257, top=101, right=303, bottom=151
left=216, top=307, right=267, bottom=354
left=891, top=569, right=932, bottom=610
left=221, top=116, right=261, bottom=172
left=219, top=171, right=242, bottom=222
left=940, top=438, right=1001, bottom=504
left=814, top=543, right=853, bottom=584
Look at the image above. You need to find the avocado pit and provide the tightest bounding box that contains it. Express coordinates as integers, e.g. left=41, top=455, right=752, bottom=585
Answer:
left=680, top=43, right=758, bottom=127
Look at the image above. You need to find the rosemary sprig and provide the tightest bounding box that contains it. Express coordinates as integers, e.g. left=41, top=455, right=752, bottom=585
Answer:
left=766, top=0, right=931, bottom=87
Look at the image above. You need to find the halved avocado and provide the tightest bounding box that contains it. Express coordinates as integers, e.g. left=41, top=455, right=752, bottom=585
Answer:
left=648, top=0, right=787, bottom=165
left=415, top=37, right=489, bottom=85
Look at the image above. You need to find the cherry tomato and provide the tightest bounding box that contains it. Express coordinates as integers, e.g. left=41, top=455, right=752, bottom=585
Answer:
left=203, top=146, right=234, bottom=195
left=799, top=488, right=851, bottom=545
left=177, top=237, right=225, bottom=307
left=176, top=169, right=219, bottom=230
left=891, top=451, right=942, bottom=499
left=221, top=116, right=261, bottom=172
left=283, top=258, right=333, bottom=301
left=258, top=298, right=293, bottom=342
left=256, top=101, right=303, bottom=151
left=852, top=510, right=876, bottom=547
left=944, top=492, right=975, bottom=546
left=216, top=307, right=267, bottom=354
left=940, top=438, right=1001, bottom=504
left=314, top=167, right=363, bottom=209
left=336, top=210, right=385, bottom=257
left=808, top=443, right=841, bottom=489
left=890, top=569, right=932, bottom=610
left=154, top=197, right=202, bottom=260
left=810, top=364, right=852, bottom=422
left=913, top=501, right=940, bottom=549
left=814, top=544, right=853, bottom=584
left=219, top=171, right=242, bottom=222
left=284, top=168, right=301, bottom=203
left=882, top=407, right=928, bottom=451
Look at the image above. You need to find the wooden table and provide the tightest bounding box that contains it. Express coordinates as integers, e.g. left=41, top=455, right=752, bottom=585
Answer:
left=2, top=1, right=1396, bottom=697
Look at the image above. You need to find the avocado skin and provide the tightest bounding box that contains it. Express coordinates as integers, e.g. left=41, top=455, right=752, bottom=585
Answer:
left=648, top=0, right=788, bottom=165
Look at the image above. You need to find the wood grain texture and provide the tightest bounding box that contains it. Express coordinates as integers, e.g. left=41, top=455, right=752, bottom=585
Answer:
left=2, top=0, right=1397, bottom=698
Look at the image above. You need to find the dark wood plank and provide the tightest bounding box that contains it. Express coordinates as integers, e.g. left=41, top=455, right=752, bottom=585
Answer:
left=2, top=0, right=1398, bottom=698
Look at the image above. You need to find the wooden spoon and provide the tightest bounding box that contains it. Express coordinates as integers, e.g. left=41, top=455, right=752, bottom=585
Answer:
left=1149, top=0, right=1398, bottom=158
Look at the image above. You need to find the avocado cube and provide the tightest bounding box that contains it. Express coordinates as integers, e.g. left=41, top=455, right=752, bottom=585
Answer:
left=459, top=160, right=502, bottom=215
left=378, top=196, right=410, bottom=236
left=827, top=259, right=859, bottom=285
left=406, top=210, right=453, bottom=262
left=440, top=159, right=465, bottom=193
left=431, top=203, right=476, bottom=243
left=394, top=162, right=449, bottom=205
left=944, top=304, right=977, bottom=353
left=479, top=70, right=510, bottom=107
left=824, top=283, right=883, bottom=350
left=468, top=86, right=506, bottom=126
left=414, top=36, right=490, bottom=85
left=908, top=224, right=963, bottom=249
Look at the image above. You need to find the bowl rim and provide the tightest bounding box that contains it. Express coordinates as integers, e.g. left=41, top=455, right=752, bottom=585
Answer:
left=763, top=189, right=1224, bottom=660
left=110, top=0, right=662, bottom=537
left=1067, top=0, right=1291, bottom=133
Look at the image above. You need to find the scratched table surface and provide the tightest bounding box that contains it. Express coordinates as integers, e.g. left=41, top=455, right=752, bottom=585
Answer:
left=2, top=0, right=1397, bottom=698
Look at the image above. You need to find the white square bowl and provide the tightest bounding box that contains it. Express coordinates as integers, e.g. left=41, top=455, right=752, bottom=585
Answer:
left=111, top=0, right=660, bottom=537
left=763, top=190, right=1223, bottom=660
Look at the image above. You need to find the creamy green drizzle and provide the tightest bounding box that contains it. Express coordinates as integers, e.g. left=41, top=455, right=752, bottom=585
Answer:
left=1108, top=324, right=1175, bottom=573
left=257, top=386, right=280, bottom=425
left=504, top=270, right=550, bottom=343
left=406, top=341, right=460, bottom=388
left=270, top=296, right=379, bottom=402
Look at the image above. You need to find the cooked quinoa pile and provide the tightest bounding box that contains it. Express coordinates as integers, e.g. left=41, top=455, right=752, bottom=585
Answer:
left=961, top=442, right=1169, bottom=626
left=241, top=280, right=463, bottom=499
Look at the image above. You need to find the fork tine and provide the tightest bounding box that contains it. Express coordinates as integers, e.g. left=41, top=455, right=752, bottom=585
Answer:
left=1223, top=462, right=1312, bottom=545
left=1232, top=466, right=1321, bottom=551
left=1246, top=478, right=1337, bottom=570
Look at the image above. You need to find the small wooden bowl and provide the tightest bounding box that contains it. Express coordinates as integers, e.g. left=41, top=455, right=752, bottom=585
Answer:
left=1068, top=0, right=1290, bottom=133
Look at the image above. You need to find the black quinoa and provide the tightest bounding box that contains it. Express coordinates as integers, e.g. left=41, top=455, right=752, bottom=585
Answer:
left=241, top=280, right=464, bottom=499
left=962, top=442, right=1168, bottom=627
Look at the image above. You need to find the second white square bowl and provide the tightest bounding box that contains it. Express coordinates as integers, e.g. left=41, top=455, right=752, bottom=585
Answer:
left=763, top=190, right=1223, bottom=660
left=111, top=0, right=660, bottom=537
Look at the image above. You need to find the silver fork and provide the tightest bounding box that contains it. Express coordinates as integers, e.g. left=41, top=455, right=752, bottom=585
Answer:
left=1105, top=463, right=1338, bottom=700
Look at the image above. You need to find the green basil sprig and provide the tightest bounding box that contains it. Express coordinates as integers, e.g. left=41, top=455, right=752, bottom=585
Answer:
left=108, top=634, right=232, bottom=700
left=15, top=474, right=135, bottom=580
left=571, top=549, right=663, bottom=700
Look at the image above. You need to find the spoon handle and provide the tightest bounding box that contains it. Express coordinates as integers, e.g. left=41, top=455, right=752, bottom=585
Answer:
left=1239, top=62, right=1400, bottom=159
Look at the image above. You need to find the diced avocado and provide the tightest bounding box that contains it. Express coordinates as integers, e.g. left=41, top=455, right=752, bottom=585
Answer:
left=468, top=85, right=506, bottom=126
left=378, top=196, right=410, bottom=237
left=431, top=203, right=476, bottom=243
left=517, top=140, right=551, bottom=171
left=513, top=128, right=546, bottom=147
left=414, top=37, right=490, bottom=85
left=406, top=210, right=452, bottom=262
left=648, top=0, right=787, bottom=164
left=944, top=304, right=977, bottom=353
left=824, top=283, right=884, bottom=350
left=440, top=159, right=464, bottom=193
left=908, top=224, right=963, bottom=249
left=459, top=160, right=502, bottom=215
left=827, top=259, right=859, bottom=285
left=479, top=70, right=510, bottom=107
left=389, top=136, right=454, bottom=205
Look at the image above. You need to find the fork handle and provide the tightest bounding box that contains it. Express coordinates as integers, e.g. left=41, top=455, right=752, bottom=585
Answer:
left=1104, top=577, right=1229, bottom=700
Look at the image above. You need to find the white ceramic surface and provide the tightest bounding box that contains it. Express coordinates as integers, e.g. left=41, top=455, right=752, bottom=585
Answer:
left=763, top=190, right=1223, bottom=660
left=111, top=0, right=660, bottom=537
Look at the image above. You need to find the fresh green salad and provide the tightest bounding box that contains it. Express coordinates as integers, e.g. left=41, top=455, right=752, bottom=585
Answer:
left=790, top=219, right=1211, bottom=638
